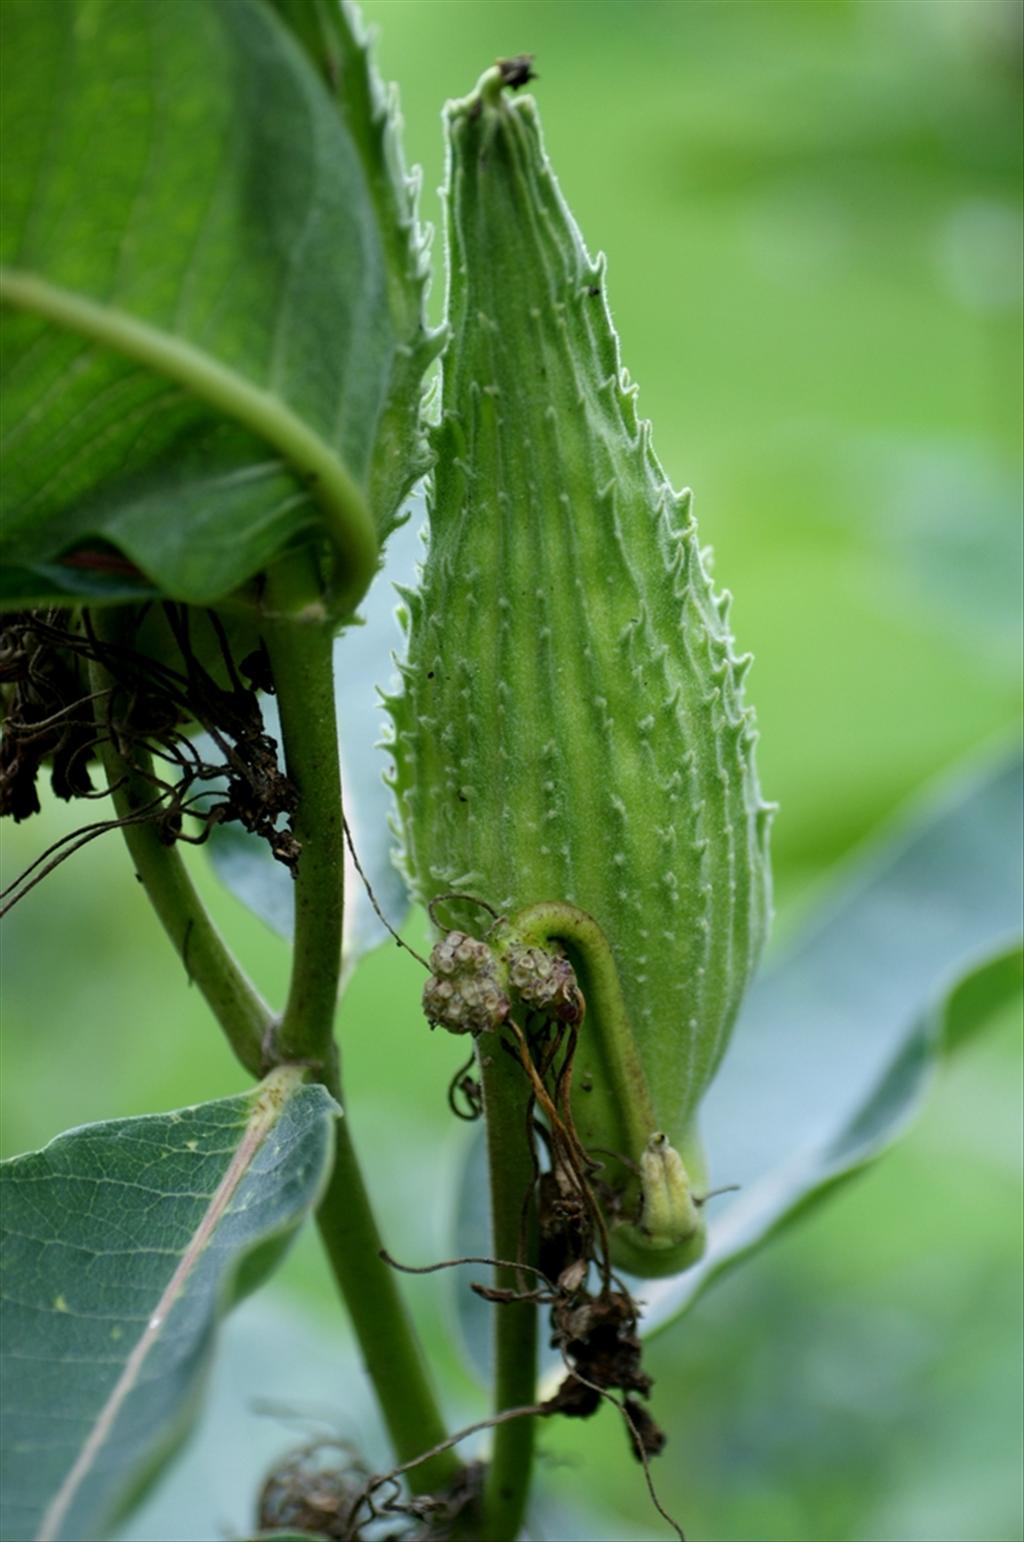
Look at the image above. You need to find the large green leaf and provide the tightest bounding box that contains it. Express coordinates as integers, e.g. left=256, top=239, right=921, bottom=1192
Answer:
left=640, top=745, right=1023, bottom=1334
left=0, top=1070, right=337, bottom=1542
left=0, top=0, right=423, bottom=614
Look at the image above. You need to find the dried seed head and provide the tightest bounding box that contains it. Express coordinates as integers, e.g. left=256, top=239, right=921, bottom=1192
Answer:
left=429, top=930, right=492, bottom=976
left=422, top=931, right=510, bottom=1034
left=504, top=941, right=583, bottom=1023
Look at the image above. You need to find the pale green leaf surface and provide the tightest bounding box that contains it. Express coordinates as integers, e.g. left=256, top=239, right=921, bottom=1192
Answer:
left=0, top=0, right=402, bottom=610
left=115, top=1291, right=402, bottom=1541
left=206, top=497, right=422, bottom=972
left=0, top=1071, right=337, bottom=1542
left=641, top=745, right=1023, bottom=1334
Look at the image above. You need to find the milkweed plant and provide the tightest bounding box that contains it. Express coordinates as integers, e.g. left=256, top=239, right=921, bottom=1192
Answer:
left=1, top=4, right=1020, bottom=1541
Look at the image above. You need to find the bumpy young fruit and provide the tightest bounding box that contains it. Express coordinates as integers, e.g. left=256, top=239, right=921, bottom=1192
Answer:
left=388, top=66, right=773, bottom=1275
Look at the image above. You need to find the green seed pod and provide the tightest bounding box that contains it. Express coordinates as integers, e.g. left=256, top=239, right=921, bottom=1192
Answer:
left=387, top=67, right=773, bottom=1276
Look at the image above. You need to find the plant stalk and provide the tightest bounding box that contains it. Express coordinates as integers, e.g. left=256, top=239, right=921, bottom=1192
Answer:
left=94, top=583, right=459, bottom=1505
left=315, top=1118, right=461, bottom=1495
left=88, top=628, right=271, bottom=1078
left=261, top=579, right=344, bottom=1088
left=262, top=569, right=459, bottom=1497
left=477, top=1033, right=539, bottom=1540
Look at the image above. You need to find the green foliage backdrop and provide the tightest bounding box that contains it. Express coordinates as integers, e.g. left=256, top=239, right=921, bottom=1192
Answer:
left=3, top=2, right=1020, bottom=1539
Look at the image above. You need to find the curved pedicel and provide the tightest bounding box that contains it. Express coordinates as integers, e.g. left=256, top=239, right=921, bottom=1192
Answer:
left=505, top=902, right=709, bottom=1277
left=421, top=900, right=709, bottom=1277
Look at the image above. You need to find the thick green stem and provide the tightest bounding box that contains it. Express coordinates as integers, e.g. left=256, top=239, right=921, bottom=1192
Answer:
left=477, top=1033, right=539, bottom=1540
left=512, top=901, right=657, bottom=1160
left=315, top=1118, right=460, bottom=1495
left=88, top=632, right=271, bottom=1078
left=94, top=586, right=459, bottom=1503
left=261, top=578, right=344, bottom=1087
left=262, top=572, right=459, bottom=1497
left=92, top=584, right=456, bottom=1502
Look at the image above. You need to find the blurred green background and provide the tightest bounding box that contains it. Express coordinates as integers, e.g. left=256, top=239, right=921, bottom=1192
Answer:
left=3, top=1, right=1021, bottom=1538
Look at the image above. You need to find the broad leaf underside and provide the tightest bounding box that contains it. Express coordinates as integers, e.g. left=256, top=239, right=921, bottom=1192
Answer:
left=0, top=1072, right=336, bottom=1542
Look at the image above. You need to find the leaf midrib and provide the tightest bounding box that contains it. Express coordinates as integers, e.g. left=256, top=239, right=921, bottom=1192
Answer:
left=33, top=1066, right=307, bottom=1542
left=0, top=266, right=379, bottom=610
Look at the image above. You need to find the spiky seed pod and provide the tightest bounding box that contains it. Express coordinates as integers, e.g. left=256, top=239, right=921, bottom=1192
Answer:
left=388, top=68, right=773, bottom=1275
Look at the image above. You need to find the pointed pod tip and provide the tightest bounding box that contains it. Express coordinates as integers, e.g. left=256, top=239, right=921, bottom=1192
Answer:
left=449, top=56, right=537, bottom=121
left=496, top=54, right=537, bottom=90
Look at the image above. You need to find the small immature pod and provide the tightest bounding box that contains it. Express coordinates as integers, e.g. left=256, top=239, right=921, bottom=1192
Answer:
left=388, top=67, right=773, bottom=1275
